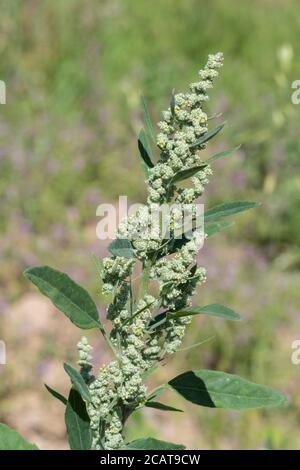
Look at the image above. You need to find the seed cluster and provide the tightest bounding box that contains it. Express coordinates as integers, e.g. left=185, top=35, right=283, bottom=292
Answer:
left=148, top=52, right=223, bottom=205
left=84, top=295, right=159, bottom=449
left=77, top=53, right=223, bottom=449
left=151, top=231, right=206, bottom=310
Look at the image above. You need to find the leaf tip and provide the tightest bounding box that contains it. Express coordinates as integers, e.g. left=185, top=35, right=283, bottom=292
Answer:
left=23, top=267, right=32, bottom=279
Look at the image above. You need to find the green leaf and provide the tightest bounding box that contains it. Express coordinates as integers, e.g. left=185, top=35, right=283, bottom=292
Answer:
left=149, top=303, right=240, bottom=331
left=140, top=95, right=156, bottom=143
left=0, top=424, right=38, bottom=450
left=170, top=89, right=176, bottom=117
left=63, top=363, right=91, bottom=402
left=91, top=253, right=104, bottom=279
left=140, top=159, right=150, bottom=179
left=169, top=370, right=287, bottom=409
left=190, top=123, right=225, bottom=149
left=148, top=311, right=168, bottom=330
left=65, top=389, right=92, bottom=450
left=44, top=384, right=67, bottom=405
left=170, top=303, right=241, bottom=321
left=178, top=335, right=215, bottom=352
left=205, top=220, right=235, bottom=238
left=24, top=266, right=101, bottom=330
left=204, top=201, right=259, bottom=221
left=156, top=232, right=193, bottom=259
left=147, top=385, right=168, bottom=402
left=189, top=263, right=197, bottom=277
left=145, top=401, right=183, bottom=412
left=169, top=164, right=207, bottom=186
left=205, top=145, right=240, bottom=164
left=207, top=112, right=222, bottom=121
left=138, top=128, right=154, bottom=169
left=126, top=437, right=185, bottom=450
left=108, top=238, right=136, bottom=258
left=159, top=220, right=234, bottom=256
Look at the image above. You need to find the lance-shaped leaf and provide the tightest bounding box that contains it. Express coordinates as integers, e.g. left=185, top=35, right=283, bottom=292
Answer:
left=24, top=266, right=101, bottom=330
left=159, top=220, right=234, bottom=256
left=204, top=201, right=259, bottom=221
left=91, top=253, right=104, bottom=278
left=189, top=263, right=198, bottom=277
left=0, top=424, right=39, bottom=450
left=170, top=304, right=241, bottom=321
left=205, top=145, right=240, bottom=164
left=156, top=232, right=193, bottom=259
left=126, top=437, right=185, bottom=450
left=65, top=389, right=92, bottom=450
left=207, top=112, right=222, bottom=121
left=205, top=220, right=235, bottom=238
left=140, top=95, right=156, bottom=143
left=169, top=370, right=287, bottom=409
left=108, top=238, right=136, bottom=258
left=140, top=160, right=150, bottom=179
left=147, top=311, right=169, bottom=330
left=147, top=385, right=168, bottom=402
left=145, top=401, right=183, bottom=412
left=45, top=384, right=67, bottom=406
left=169, top=164, right=207, bottom=187
left=63, top=363, right=91, bottom=402
left=149, top=303, right=240, bottom=330
left=170, top=89, right=176, bottom=117
left=138, top=128, right=154, bottom=169
left=190, top=123, right=225, bottom=149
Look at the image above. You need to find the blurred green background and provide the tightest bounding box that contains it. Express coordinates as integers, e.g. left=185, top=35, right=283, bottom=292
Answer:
left=1, top=0, right=300, bottom=449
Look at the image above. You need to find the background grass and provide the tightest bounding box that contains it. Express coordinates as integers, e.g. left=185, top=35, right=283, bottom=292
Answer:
left=0, top=0, right=300, bottom=449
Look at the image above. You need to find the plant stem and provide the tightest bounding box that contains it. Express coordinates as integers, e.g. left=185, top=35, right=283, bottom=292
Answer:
left=98, top=324, right=118, bottom=356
